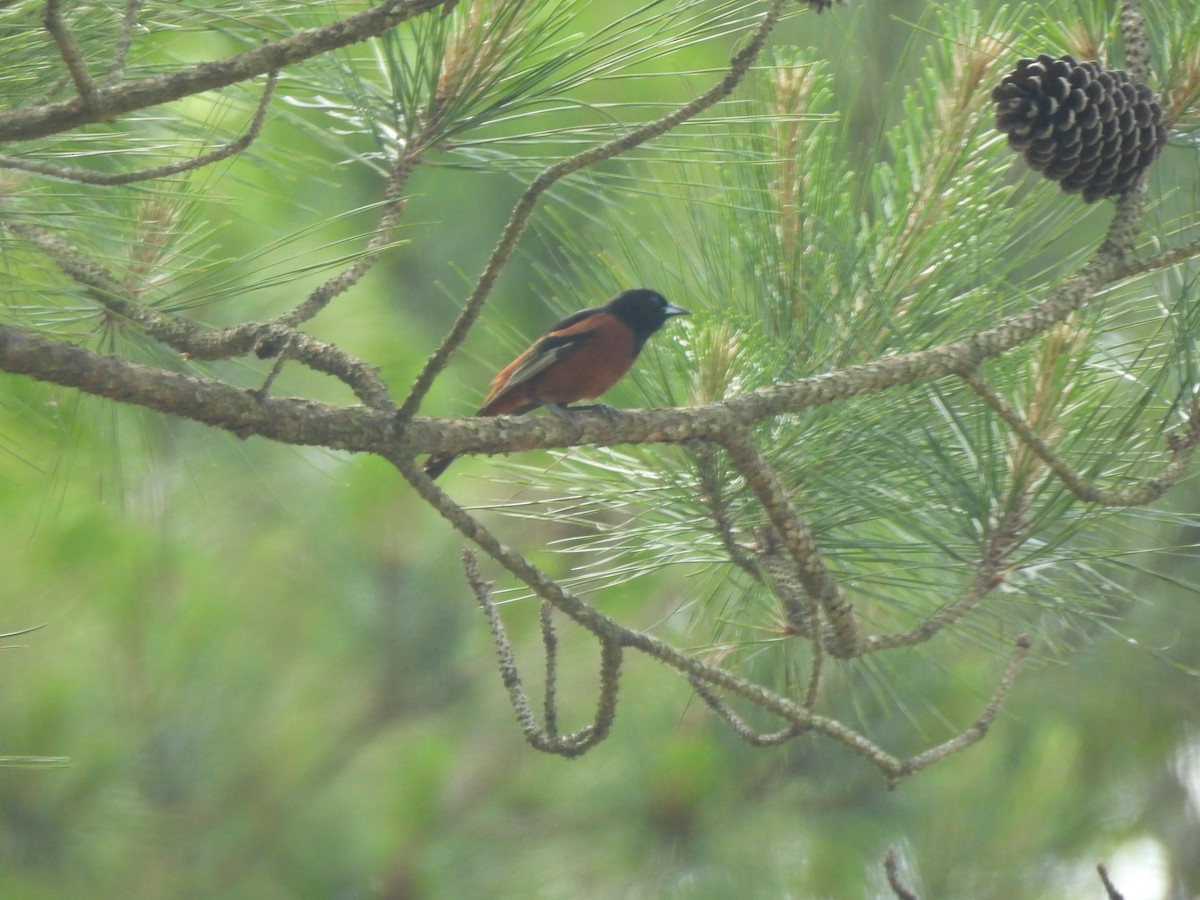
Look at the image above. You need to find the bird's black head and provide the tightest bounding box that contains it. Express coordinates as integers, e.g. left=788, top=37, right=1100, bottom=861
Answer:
left=605, top=289, right=690, bottom=347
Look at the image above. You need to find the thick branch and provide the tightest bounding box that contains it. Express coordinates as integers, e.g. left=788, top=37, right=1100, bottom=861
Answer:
left=0, top=266, right=1178, bottom=464
left=0, top=324, right=396, bottom=452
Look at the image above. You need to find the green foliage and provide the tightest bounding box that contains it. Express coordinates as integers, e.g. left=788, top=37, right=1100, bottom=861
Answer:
left=2, top=0, right=1200, bottom=898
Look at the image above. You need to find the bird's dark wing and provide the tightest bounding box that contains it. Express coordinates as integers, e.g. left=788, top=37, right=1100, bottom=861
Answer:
left=481, top=318, right=599, bottom=410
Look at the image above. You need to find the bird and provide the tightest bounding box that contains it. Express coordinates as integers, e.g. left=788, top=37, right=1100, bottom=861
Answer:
left=423, top=288, right=690, bottom=479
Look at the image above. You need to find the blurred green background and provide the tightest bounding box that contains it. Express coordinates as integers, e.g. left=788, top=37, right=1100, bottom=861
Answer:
left=2, top=1, right=1200, bottom=897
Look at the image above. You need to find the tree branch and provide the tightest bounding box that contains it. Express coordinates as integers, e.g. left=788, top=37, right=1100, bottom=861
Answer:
left=104, top=0, right=145, bottom=87
left=1, top=0, right=452, bottom=142
left=0, top=324, right=396, bottom=452
left=0, top=70, right=279, bottom=185
left=884, top=848, right=921, bottom=900
left=3, top=221, right=395, bottom=408
left=964, top=370, right=1200, bottom=507
left=463, top=548, right=619, bottom=758
left=43, top=0, right=100, bottom=111
left=395, top=452, right=1030, bottom=780
left=720, top=428, right=861, bottom=656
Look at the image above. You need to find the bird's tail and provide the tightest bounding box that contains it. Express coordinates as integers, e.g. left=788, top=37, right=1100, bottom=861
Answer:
left=422, top=452, right=457, bottom=480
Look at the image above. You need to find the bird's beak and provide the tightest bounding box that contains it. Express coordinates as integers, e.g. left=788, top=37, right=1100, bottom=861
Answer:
left=664, top=304, right=691, bottom=318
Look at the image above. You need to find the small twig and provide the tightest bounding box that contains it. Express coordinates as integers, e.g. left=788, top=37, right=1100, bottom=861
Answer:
left=398, top=0, right=790, bottom=418
left=1114, top=237, right=1200, bottom=280
left=688, top=678, right=807, bottom=746
left=0, top=70, right=279, bottom=185
left=461, top=548, right=619, bottom=759
left=1097, top=862, right=1125, bottom=900
left=105, top=0, right=145, bottom=87
left=884, top=848, right=920, bottom=900
left=277, top=150, right=420, bottom=329
left=43, top=0, right=100, bottom=110
left=964, top=370, right=1200, bottom=507
left=695, top=446, right=759, bottom=576
left=540, top=600, right=559, bottom=738
left=861, top=494, right=1028, bottom=654
left=253, top=338, right=294, bottom=400
left=889, top=634, right=1031, bottom=786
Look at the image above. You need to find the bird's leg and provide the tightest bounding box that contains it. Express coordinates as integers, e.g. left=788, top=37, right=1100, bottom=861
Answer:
left=538, top=402, right=620, bottom=424
left=541, top=402, right=576, bottom=422
left=568, top=403, right=621, bottom=423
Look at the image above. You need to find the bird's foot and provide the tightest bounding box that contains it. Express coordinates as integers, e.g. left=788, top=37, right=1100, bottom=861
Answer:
left=571, top=403, right=621, bottom=423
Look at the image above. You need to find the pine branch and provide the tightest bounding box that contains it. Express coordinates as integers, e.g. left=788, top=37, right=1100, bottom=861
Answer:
left=0, top=70, right=279, bottom=185
left=0, top=0, right=454, bottom=142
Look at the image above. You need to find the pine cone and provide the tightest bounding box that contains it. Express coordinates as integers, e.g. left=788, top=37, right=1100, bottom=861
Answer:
left=992, top=54, right=1168, bottom=202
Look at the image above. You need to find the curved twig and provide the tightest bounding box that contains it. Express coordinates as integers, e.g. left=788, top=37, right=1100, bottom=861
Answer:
left=964, top=370, right=1200, bottom=507
left=884, top=848, right=920, bottom=900
left=886, top=634, right=1030, bottom=786
left=3, top=0, right=453, bottom=142
left=0, top=70, right=279, bottom=185
left=688, top=678, right=807, bottom=746
left=463, top=548, right=620, bottom=758
left=859, top=496, right=1028, bottom=655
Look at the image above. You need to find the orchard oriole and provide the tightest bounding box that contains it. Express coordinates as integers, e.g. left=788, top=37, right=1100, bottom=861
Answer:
left=423, top=288, right=690, bottom=479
